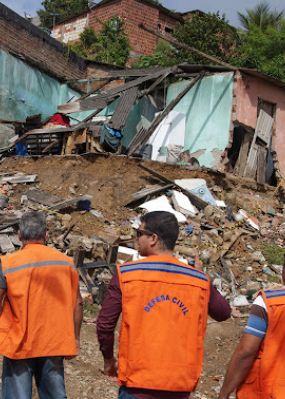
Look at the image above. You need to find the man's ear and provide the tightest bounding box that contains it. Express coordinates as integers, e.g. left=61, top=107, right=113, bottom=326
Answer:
left=44, top=231, right=49, bottom=243
left=150, top=233, right=159, bottom=247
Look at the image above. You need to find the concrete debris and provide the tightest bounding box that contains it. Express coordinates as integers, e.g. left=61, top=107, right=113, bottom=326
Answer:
left=0, top=155, right=283, bottom=307
left=138, top=195, right=187, bottom=223
left=232, top=295, right=250, bottom=307
left=175, top=178, right=218, bottom=206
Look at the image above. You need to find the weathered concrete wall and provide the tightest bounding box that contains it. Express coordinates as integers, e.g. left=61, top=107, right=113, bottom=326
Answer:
left=167, top=72, right=234, bottom=169
left=235, top=72, right=285, bottom=178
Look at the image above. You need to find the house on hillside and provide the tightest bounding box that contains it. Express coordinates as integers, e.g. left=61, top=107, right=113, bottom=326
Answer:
left=57, top=64, right=285, bottom=184
left=0, top=2, right=122, bottom=151
left=52, top=0, right=183, bottom=63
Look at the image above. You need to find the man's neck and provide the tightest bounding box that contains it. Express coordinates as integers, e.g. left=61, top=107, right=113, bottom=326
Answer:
left=146, top=249, right=173, bottom=257
left=23, top=240, right=46, bottom=247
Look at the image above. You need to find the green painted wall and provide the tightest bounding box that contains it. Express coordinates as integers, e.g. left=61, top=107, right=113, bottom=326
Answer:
left=0, top=50, right=80, bottom=122
left=167, top=72, right=234, bottom=167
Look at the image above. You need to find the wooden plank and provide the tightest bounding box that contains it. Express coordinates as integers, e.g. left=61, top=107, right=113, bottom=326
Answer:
left=0, top=174, right=37, bottom=184
left=257, top=146, right=267, bottom=185
left=58, top=97, right=108, bottom=113
left=25, top=189, right=61, bottom=207
left=244, top=143, right=258, bottom=179
left=0, top=234, right=15, bottom=253
left=0, top=227, right=14, bottom=234
left=235, top=132, right=251, bottom=176
left=42, top=140, right=59, bottom=153
left=126, top=184, right=173, bottom=207
left=49, top=195, right=92, bottom=211
left=256, top=110, right=273, bottom=146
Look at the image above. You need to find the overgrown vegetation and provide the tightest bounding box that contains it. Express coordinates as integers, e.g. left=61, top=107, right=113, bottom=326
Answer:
left=261, top=243, right=285, bottom=265
left=136, top=2, right=285, bottom=81
left=70, top=17, right=130, bottom=66
left=83, top=299, right=98, bottom=318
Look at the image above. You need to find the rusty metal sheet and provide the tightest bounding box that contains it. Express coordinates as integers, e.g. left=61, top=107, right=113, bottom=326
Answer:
left=108, top=87, right=138, bottom=131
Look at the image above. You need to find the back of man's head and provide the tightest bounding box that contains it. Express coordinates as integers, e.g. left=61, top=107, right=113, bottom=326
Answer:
left=19, top=211, right=47, bottom=243
left=141, top=211, right=179, bottom=251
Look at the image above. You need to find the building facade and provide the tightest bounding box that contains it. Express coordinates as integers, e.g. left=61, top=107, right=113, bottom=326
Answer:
left=52, top=0, right=183, bottom=63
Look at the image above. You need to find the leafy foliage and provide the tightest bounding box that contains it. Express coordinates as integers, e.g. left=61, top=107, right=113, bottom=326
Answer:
left=70, top=17, right=130, bottom=66
left=234, top=22, right=285, bottom=81
left=38, top=0, right=89, bottom=29
left=261, top=243, right=285, bottom=265
left=174, top=12, right=239, bottom=64
left=238, top=1, right=284, bottom=32
left=135, top=12, right=239, bottom=68
left=134, top=40, right=178, bottom=68
left=135, top=7, right=285, bottom=82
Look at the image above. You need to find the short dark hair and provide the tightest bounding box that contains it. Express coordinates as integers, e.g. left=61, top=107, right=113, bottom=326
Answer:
left=141, top=211, right=179, bottom=250
left=19, top=211, right=47, bottom=242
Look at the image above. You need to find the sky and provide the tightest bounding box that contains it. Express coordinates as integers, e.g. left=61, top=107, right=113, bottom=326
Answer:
left=1, top=0, right=285, bottom=27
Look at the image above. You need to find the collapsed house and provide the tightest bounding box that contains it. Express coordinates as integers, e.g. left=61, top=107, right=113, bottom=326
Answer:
left=12, top=64, right=283, bottom=187
left=0, top=2, right=284, bottom=187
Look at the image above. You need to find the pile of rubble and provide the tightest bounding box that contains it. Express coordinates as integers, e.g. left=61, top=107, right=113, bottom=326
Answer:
left=0, top=156, right=284, bottom=309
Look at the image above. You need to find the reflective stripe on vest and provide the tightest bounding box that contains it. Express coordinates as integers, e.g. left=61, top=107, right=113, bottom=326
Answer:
left=120, top=261, right=208, bottom=281
left=3, top=260, right=74, bottom=275
left=117, top=255, right=210, bottom=392
left=0, top=244, right=78, bottom=359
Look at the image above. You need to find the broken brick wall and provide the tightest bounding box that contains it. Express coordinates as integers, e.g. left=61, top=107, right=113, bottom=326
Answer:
left=0, top=2, right=86, bottom=82
left=235, top=72, right=285, bottom=179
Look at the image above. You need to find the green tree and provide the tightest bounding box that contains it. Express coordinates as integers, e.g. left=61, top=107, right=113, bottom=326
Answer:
left=238, top=1, right=284, bottom=32
left=38, top=0, right=89, bottom=29
left=135, top=12, right=239, bottom=67
left=134, top=40, right=177, bottom=68
left=70, top=17, right=130, bottom=66
left=235, top=22, right=285, bottom=81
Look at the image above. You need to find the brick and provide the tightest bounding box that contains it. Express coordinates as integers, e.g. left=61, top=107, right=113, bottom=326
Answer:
left=52, top=0, right=180, bottom=61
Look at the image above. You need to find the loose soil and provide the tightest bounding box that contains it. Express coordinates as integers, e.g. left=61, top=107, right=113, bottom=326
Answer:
left=0, top=154, right=276, bottom=398
left=63, top=317, right=243, bottom=399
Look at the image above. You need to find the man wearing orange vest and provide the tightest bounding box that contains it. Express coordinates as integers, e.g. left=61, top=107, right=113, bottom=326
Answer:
left=97, top=211, right=231, bottom=399
left=219, top=263, right=285, bottom=399
left=0, top=211, right=83, bottom=399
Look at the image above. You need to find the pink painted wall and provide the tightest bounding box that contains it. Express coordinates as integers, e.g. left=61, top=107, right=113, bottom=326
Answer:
left=235, top=72, right=285, bottom=178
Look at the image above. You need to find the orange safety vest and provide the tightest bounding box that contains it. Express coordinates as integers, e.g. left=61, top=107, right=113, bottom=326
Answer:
left=0, top=243, right=79, bottom=359
left=237, top=288, right=285, bottom=399
left=117, top=254, right=210, bottom=392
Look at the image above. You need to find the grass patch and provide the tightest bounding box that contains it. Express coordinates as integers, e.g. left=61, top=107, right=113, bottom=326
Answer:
left=83, top=299, right=99, bottom=318
left=261, top=244, right=285, bottom=265
left=267, top=274, right=282, bottom=284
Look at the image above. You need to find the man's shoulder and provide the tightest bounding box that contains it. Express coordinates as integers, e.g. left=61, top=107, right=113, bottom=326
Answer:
left=119, top=255, right=209, bottom=282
